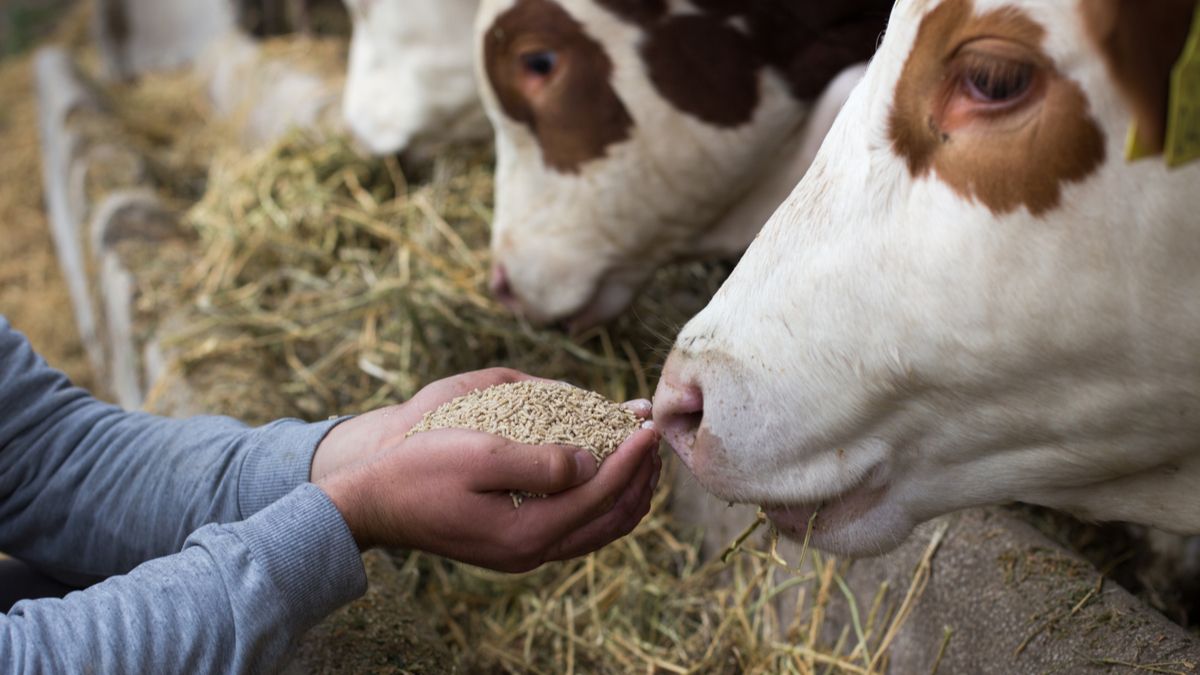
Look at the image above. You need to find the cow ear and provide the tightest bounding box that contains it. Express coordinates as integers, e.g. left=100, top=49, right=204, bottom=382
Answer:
left=1081, top=0, right=1197, bottom=155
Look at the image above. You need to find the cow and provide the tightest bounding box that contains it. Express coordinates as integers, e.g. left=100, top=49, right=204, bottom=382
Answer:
left=654, top=0, right=1200, bottom=558
left=476, top=0, right=895, bottom=329
left=342, top=0, right=491, bottom=156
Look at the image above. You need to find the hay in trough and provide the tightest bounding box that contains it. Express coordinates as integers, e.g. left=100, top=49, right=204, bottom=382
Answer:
left=159, top=131, right=723, bottom=422
left=143, top=128, right=935, bottom=673
left=407, top=483, right=947, bottom=675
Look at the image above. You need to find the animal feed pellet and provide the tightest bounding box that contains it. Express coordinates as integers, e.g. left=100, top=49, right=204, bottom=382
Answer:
left=407, top=381, right=642, bottom=505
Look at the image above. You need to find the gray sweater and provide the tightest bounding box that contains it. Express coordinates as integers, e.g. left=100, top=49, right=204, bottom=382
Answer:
left=0, top=317, right=368, bottom=672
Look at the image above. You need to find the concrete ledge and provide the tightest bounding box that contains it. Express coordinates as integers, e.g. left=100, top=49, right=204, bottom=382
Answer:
left=88, top=191, right=182, bottom=408
left=671, top=478, right=1200, bottom=673
left=35, top=47, right=106, bottom=380
left=34, top=40, right=345, bottom=409
left=853, top=508, right=1199, bottom=673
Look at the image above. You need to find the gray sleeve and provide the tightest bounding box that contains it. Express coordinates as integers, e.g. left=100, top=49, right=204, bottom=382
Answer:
left=0, top=316, right=348, bottom=583
left=0, top=483, right=368, bottom=674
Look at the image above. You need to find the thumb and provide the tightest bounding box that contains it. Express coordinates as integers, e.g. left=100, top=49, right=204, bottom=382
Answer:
left=467, top=442, right=599, bottom=495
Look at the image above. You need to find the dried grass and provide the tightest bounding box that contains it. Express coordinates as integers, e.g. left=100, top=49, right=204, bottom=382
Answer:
left=151, top=131, right=721, bottom=423
left=140, top=128, right=938, bottom=673
left=404, top=484, right=948, bottom=674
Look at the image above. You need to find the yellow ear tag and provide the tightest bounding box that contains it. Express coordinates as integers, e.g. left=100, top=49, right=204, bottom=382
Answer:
left=1125, top=3, right=1200, bottom=166
left=1164, top=2, right=1200, bottom=168
left=1125, top=121, right=1156, bottom=162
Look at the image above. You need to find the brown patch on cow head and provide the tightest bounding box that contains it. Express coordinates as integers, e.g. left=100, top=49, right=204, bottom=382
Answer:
left=740, top=1, right=895, bottom=100
left=594, top=1, right=893, bottom=128
left=641, top=15, right=762, bottom=127
left=594, top=0, right=666, bottom=26
left=1080, top=0, right=1196, bottom=156
left=483, top=0, right=634, bottom=173
left=888, top=0, right=1107, bottom=216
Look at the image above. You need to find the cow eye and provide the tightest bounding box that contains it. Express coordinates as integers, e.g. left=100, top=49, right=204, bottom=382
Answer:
left=961, top=56, right=1034, bottom=104
left=520, top=50, right=558, bottom=78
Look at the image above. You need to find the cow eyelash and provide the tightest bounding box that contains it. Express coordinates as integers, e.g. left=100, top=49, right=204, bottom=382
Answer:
left=958, top=53, right=1035, bottom=105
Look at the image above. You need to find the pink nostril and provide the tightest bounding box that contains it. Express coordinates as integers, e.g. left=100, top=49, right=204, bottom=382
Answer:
left=653, top=378, right=705, bottom=469
left=489, top=263, right=518, bottom=309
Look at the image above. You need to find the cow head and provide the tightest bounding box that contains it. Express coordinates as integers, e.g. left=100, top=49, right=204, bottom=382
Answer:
left=476, top=0, right=890, bottom=328
left=656, top=0, right=1200, bottom=557
left=343, top=0, right=490, bottom=155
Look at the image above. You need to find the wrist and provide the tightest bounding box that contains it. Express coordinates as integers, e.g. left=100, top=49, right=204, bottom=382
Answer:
left=241, top=417, right=347, bottom=518
left=309, top=413, right=385, bottom=483
left=318, top=472, right=374, bottom=551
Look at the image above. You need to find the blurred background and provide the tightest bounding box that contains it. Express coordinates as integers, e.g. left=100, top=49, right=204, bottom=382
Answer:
left=0, top=0, right=352, bottom=394
left=0, top=0, right=92, bottom=387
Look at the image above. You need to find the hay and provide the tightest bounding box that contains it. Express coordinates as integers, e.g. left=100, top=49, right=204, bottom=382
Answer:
left=159, top=131, right=721, bottom=422
left=403, top=482, right=947, bottom=674
left=142, top=128, right=934, bottom=673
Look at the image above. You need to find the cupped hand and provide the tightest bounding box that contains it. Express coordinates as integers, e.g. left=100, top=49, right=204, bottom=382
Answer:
left=311, top=368, right=544, bottom=482
left=317, top=426, right=661, bottom=572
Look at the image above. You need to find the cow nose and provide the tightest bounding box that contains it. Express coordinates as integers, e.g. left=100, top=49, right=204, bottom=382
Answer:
left=489, top=263, right=521, bottom=312
left=653, top=369, right=705, bottom=471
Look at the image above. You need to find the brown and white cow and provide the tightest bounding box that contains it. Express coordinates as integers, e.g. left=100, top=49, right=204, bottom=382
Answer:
left=476, top=0, right=894, bottom=328
left=655, top=0, right=1200, bottom=557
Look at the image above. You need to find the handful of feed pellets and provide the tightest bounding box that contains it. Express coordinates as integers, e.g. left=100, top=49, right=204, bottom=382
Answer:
left=406, top=381, right=642, bottom=506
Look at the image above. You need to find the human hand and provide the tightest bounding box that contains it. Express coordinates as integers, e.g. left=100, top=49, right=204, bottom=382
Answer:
left=311, top=368, right=547, bottom=483
left=317, top=426, right=661, bottom=572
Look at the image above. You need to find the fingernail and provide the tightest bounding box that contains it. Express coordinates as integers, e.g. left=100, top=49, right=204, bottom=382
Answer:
left=641, top=420, right=656, bottom=431
left=574, top=450, right=599, bottom=481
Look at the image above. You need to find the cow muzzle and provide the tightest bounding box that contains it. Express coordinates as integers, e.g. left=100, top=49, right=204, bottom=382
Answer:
left=486, top=258, right=642, bottom=333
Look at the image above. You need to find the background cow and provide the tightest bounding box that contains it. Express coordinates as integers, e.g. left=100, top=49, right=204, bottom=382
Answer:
left=342, top=0, right=491, bottom=156
left=477, top=0, right=893, bottom=329
left=656, top=0, right=1200, bottom=557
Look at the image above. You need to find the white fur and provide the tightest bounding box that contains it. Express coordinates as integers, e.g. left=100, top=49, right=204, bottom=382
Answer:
left=342, top=0, right=490, bottom=155
left=475, top=0, right=865, bottom=324
left=659, top=0, right=1200, bottom=556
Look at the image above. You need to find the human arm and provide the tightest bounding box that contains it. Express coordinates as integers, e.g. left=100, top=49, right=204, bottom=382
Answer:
left=1, top=370, right=659, bottom=673
left=0, top=317, right=341, bottom=583
left=0, top=483, right=366, bottom=673
left=320, top=424, right=661, bottom=571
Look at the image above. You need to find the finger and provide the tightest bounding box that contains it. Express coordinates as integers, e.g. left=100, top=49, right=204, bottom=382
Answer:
left=465, top=440, right=599, bottom=494
left=545, top=449, right=659, bottom=561
left=515, top=428, right=659, bottom=538
left=549, top=479, right=653, bottom=562
left=621, top=399, right=653, bottom=421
